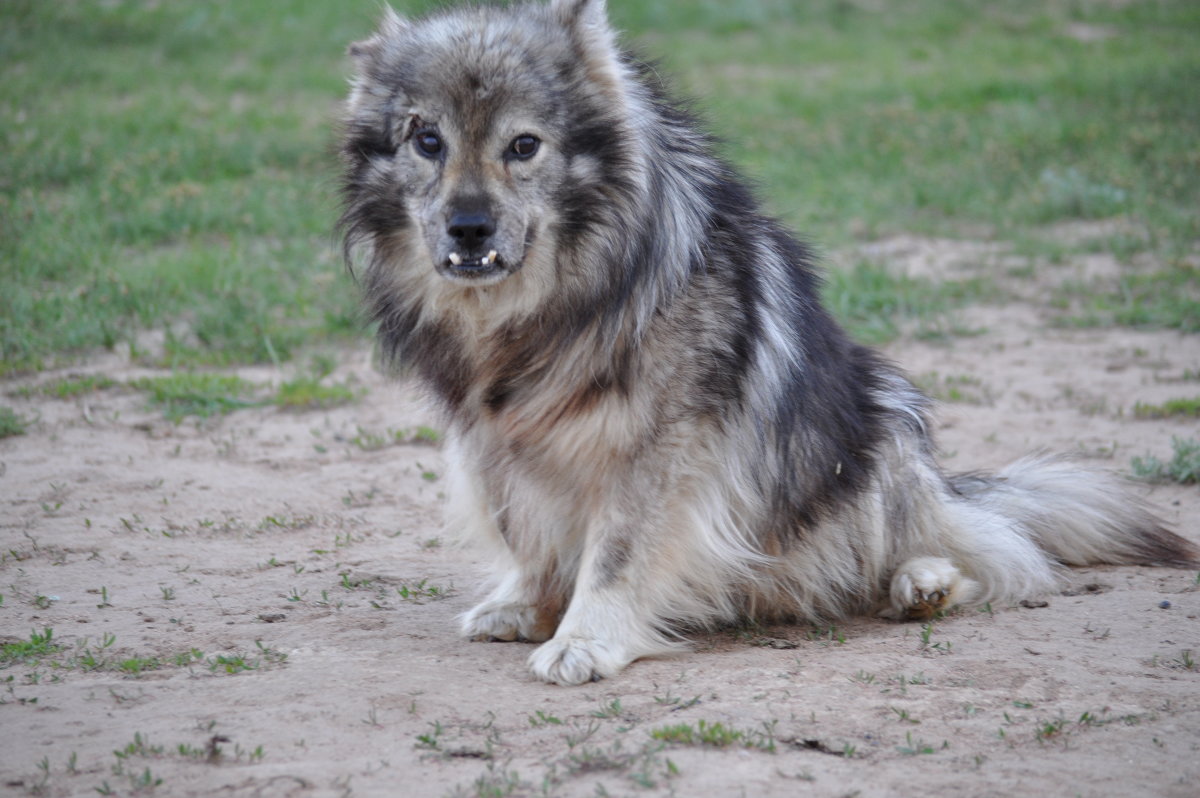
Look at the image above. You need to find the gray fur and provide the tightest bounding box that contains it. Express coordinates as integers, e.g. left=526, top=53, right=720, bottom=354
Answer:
left=339, top=0, right=1197, bottom=684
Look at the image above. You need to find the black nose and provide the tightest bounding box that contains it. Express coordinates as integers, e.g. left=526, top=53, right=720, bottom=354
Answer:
left=447, top=210, right=496, bottom=252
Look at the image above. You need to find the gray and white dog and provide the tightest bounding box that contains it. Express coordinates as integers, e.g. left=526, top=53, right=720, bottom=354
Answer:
left=339, top=0, right=1196, bottom=684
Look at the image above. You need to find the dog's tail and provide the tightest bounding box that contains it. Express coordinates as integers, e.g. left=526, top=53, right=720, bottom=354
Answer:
left=945, top=456, right=1197, bottom=602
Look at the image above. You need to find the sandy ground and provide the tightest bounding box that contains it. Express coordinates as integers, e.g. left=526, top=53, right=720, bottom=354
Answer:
left=2, top=237, right=1198, bottom=797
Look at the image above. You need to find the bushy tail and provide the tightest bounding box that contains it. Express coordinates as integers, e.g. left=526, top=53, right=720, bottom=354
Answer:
left=951, top=455, right=1198, bottom=572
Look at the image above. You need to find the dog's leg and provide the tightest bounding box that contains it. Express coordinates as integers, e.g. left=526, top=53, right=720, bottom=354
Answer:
left=461, top=566, right=557, bottom=642
left=527, top=513, right=681, bottom=685
left=451, top=438, right=561, bottom=643
left=882, top=556, right=979, bottom=621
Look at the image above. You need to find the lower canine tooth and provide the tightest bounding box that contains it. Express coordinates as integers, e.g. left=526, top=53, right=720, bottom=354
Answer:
left=448, top=252, right=462, bottom=265
left=487, top=250, right=498, bottom=264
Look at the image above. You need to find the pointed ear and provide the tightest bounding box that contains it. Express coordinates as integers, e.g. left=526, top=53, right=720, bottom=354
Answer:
left=347, top=5, right=408, bottom=62
left=551, top=0, right=611, bottom=32
left=550, top=0, right=628, bottom=105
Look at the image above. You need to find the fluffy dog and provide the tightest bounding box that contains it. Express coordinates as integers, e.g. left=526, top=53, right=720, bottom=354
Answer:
left=338, top=0, right=1196, bottom=684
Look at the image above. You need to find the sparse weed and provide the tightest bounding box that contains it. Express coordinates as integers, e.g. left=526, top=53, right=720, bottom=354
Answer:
left=883, top=672, right=931, bottom=695
left=1133, top=397, right=1200, bottom=419
left=207, top=654, right=256, bottom=675
left=805, top=626, right=846, bottom=644
left=914, top=372, right=991, bottom=405
left=129, top=374, right=262, bottom=422
left=1131, top=436, right=1200, bottom=484
left=117, top=656, right=163, bottom=676
left=896, top=731, right=944, bottom=756
left=653, top=686, right=702, bottom=708
left=206, top=641, right=286, bottom=675
left=591, top=698, right=624, bottom=719
left=396, top=579, right=454, bottom=603
left=650, top=719, right=776, bottom=752
left=26, top=374, right=119, bottom=398
left=449, top=762, right=528, bottom=798
left=918, top=621, right=953, bottom=653
left=824, top=261, right=988, bottom=345
left=173, top=649, right=204, bottom=668
left=1, top=628, right=60, bottom=666
left=416, top=720, right=444, bottom=751
left=529, top=710, right=563, bottom=727
left=340, top=572, right=375, bottom=591
left=348, top=426, right=401, bottom=451
left=562, top=739, right=678, bottom=789
left=412, top=425, right=442, bottom=444
left=1034, top=715, right=1069, bottom=745
left=273, top=373, right=359, bottom=410
left=0, top=406, right=28, bottom=438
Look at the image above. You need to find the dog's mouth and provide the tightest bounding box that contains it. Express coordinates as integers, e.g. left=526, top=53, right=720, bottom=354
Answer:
left=434, top=228, right=535, bottom=285
left=449, top=249, right=499, bottom=272
left=438, top=249, right=511, bottom=284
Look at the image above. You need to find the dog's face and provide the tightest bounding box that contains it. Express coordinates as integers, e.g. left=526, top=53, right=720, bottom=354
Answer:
left=350, top=32, right=566, bottom=287
left=341, top=7, right=566, bottom=287
left=341, top=1, right=640, bottom=303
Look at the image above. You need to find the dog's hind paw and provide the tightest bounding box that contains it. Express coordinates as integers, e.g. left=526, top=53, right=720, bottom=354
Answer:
left=528, top=636, right=627, bottom=685
left=461, top=601, right=547, bottom=642
left=883, top=556, right=978, bottom=621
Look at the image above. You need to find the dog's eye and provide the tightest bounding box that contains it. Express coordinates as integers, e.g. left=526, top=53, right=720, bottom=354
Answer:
left=414, top=130, right=443, bottom=158
left=509, top=135, right=539, bottom=160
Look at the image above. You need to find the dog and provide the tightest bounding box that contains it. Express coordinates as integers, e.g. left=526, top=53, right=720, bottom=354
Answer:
left=338, top=0, right=1197, bottom=685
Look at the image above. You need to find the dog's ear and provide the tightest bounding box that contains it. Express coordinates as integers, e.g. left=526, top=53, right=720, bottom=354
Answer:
left=550, top=0, right=610, bottom=32
left=550, top=0, right=628, bottom=105
left=347, top=5, right=408, bottom=62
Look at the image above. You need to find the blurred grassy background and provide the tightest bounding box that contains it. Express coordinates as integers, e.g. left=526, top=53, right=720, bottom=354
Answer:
left=2, top=0, right=1197, bottom=374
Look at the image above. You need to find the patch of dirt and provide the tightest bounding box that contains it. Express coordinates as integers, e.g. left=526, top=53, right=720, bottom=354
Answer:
left=2, top=241, right=1198, bottom=797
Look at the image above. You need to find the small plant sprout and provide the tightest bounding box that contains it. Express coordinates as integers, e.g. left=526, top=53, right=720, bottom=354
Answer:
left=650, top=720, right=776, bottom=752
left=896, top=731, right=942, bottom=756
left=395, top=579, right=453, bottom=603
left=529, top=710, right=564, bottom=727
left=415, top=720, right=444, bottom=750
left=591, top=698, right=623, bottom=719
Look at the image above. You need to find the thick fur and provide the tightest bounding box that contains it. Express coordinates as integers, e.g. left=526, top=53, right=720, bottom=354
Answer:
left=339, top=0, right=1197, bottom=685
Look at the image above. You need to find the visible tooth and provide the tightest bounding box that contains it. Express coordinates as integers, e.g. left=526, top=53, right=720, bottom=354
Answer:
left=487, top=250, right=498, bottom=264
left=448, top=252, right=462, bottom=265
left=480, top=256, right=489, bottom=266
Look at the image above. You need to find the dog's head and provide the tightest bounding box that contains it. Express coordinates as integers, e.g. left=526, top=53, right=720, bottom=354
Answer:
left=340, top=0, right=641, bottom=297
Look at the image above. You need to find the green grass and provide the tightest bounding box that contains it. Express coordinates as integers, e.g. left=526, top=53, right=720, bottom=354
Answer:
left=1, top=1, right=372, bottom=374
left=10, top=374, right=119, bottom=398
left=0, top=406, right=28, bottom=437
left=1133, top=397, right=1200, bottom=419
left=822, top=261, right=989, bottom=344
left=15, top=368, right=360, bottom=420
left=129, top=373, right=263, bottom=421
left=1131, top=436, right=1200, bottom=485
left=1, top=628, right=60, bottom=666
left=3, top=0, right=1198, bottom=373
left=649, top=720, right=776, bottom=752
left=273, top=373, right=360, bottom=410
left=1055, top=266, right=1200, bottom=332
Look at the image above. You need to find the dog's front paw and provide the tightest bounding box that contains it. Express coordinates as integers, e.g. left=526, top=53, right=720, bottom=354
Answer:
left=883, top=556, right=978, bottom=621
left=461, top=601, right=543, bottom=642
left=528, top=636, right=627, bottom=685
